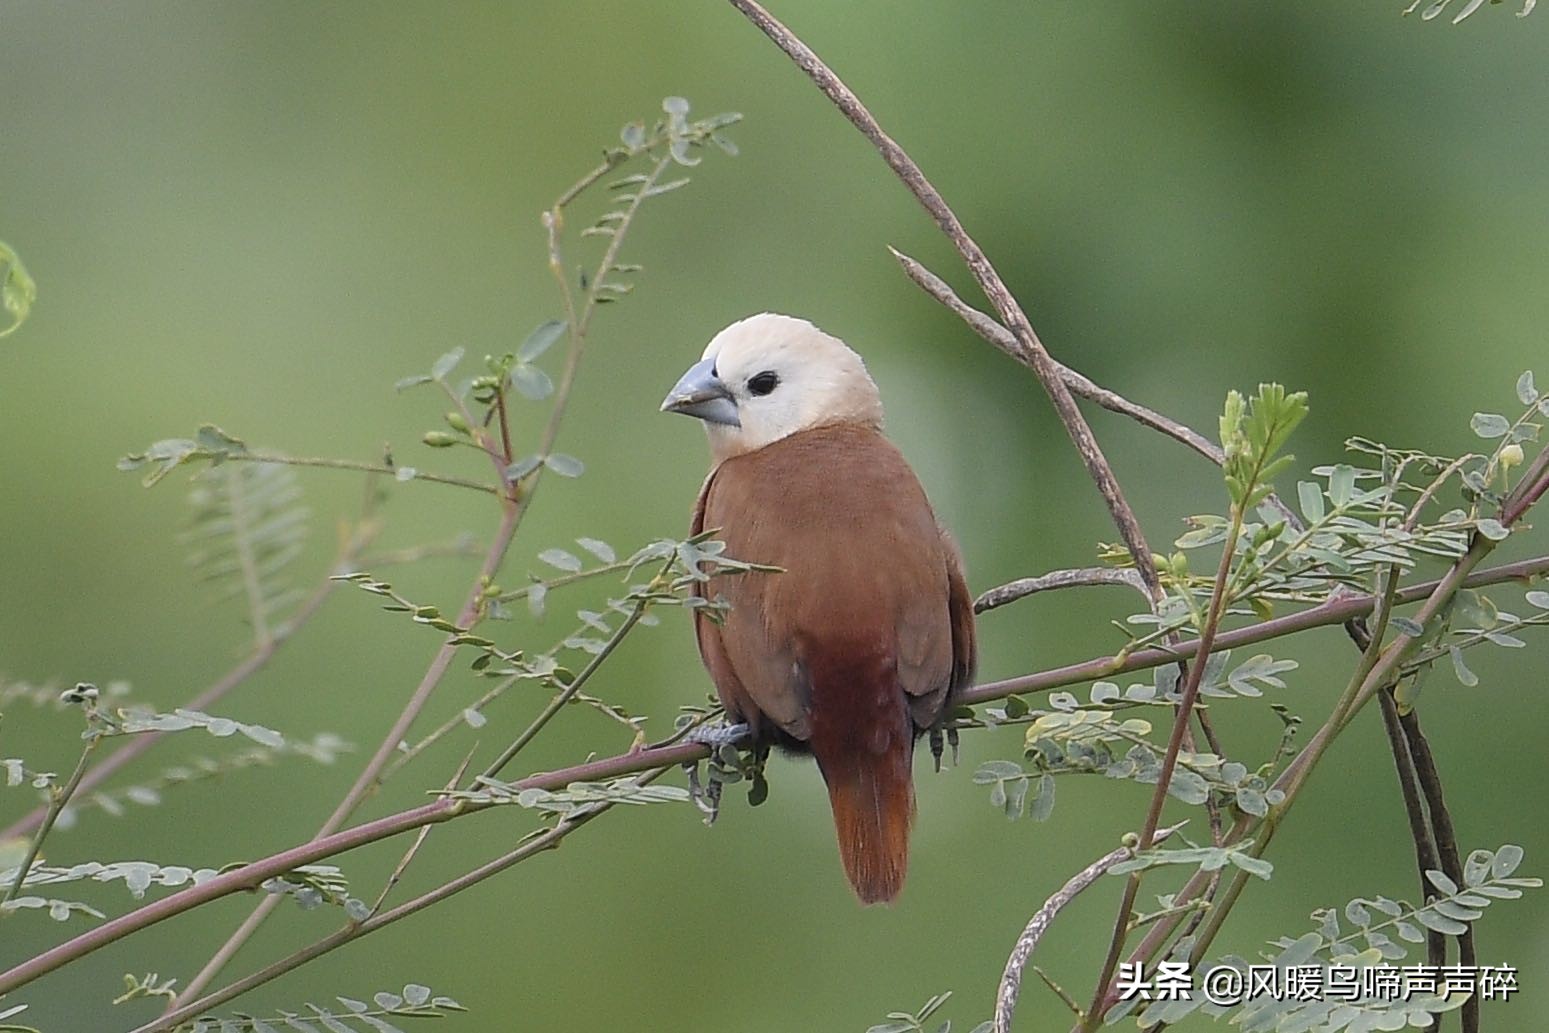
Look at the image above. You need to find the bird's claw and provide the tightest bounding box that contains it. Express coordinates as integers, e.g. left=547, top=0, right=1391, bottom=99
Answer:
left=929, top=725, right=960, bottom=773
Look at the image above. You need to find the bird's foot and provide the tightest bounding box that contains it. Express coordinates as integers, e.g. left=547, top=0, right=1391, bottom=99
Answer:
left=929, top=725, right=961, bottom=773
left=684, top=762, right=724, bottom=824
left=685, top=720, right=751, bottom=748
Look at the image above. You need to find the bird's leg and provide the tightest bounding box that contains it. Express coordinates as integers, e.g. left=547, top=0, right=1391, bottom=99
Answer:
left=684, top=759, right=726, bottom=825
left=684, top=720, right=751, bottom=748
left=929, top=726, right=945, bottom=773
left=684, top=723, right=752, bottom=826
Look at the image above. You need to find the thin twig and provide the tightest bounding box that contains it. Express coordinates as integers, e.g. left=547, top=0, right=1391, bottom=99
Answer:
left=231, top=452, right=498, bottom=495
left=2, top=736, right=98, bottom=909
left=516, top=155, right=673, bottom=521
left=370, top=751, right=476, bottom=917
left=727, top=0, right=1162, bottom=603
left=481, top=573, right=662, bottom=781
left=496, top=558, right=636, bottom=603
left=1502, top=444, right=1549, bottom=527
left=994, top=822, right=1186, bottom=1033
left=974, top=568, right=1149, bottom=613
left=891, top=251, right=1222, bottom=465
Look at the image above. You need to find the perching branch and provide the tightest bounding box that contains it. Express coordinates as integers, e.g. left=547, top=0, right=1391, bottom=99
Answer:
left=5, top=552, right=1544, bottom=999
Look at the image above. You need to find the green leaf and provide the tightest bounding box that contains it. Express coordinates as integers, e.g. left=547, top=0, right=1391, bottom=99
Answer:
left=1449, top=647, right=1479, bottom=687
left=1413, top=908, right=1468, bottom=935
left=1517, top=370, right=1539, bottom=405
left=642, top=178, right=692, bottom=198
left=1328, top=464, right=1356, bottom=507
left=1297, top=480, right=1325, bottom=523
left=518, top=320, right=567, bottom=363
left=1475, top=518, right=1509, bottom=541
left=972, top=760, right=1023, bottom=783
left=1228, top=851, right=1274, bottom=879
left=538, top=549, right=581, bottom=573
left=1425, top=868, right=1459, bottom=895
left=430, top=347, right=464, bottom=381
left=1029, top=772, right=1056, bottom=821
left=506, top=455, right=542, bottom=481
left=668, top=138, right=701, bottom=167
left=510, top=363, right=554, bottom=400
left=544, top=453, right=585, bottom=478
left=1492, top=843, right=1524, bottom=878
left=0, top=240, right=37, bottom=338
left=576, top=537, right=615, bottom=562
left=1470, top=412, right=1511, bottom=438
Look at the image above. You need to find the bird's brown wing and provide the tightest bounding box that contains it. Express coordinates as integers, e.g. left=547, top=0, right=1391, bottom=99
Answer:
left=690, top=468, right=810, bottom=740
left=902, top=526, right=977, bottom=730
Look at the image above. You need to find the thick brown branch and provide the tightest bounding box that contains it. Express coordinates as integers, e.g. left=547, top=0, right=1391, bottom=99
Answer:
left=1401, top=710, right=1477, bottom=1033
left=1379, top=692, right=1449, bottom=977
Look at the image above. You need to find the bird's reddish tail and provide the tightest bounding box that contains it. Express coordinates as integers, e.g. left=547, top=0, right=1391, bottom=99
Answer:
left=818, top=747, right=915, bottom=905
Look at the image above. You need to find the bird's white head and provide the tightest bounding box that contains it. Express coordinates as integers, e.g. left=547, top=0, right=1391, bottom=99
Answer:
left=660, top=313, right=885, bottom=464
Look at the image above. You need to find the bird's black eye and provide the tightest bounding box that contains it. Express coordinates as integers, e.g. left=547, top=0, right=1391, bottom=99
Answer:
left=747, top=371, right=780, bottom=396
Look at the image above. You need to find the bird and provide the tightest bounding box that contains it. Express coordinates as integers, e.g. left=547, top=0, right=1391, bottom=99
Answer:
left=660, top=312, right=976, bottom=904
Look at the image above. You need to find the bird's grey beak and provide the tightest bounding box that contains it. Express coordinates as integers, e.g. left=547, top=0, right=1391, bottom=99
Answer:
left=660, top=357, right=741, bottom=427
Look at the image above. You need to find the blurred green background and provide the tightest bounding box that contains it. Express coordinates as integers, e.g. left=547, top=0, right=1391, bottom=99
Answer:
left=3, top=3, right=1546, bottom=1031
